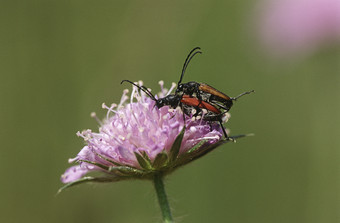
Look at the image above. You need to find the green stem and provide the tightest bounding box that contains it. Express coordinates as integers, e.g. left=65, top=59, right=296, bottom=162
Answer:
left=153, top=173, right=173, bottom=223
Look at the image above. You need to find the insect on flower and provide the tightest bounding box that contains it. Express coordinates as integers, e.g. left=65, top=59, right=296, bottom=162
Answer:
left=122, top=47, right=254, bottom=140
left=59, top=81, right=236, bottom=192
left=121, top=80, right=231, bottom=140
left=175, top=47, right=255, bottom=112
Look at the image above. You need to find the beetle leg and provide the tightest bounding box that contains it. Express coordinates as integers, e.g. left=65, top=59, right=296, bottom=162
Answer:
left=202, top=110, right=228, bottom=121
left=218, top=120, right=235, bottom=142
left=179, top=102, right=186, bottom=121
left=209, top=100, right=229, bottom=111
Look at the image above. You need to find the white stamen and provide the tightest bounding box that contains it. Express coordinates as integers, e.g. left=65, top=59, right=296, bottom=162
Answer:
left=158, top=80, right=164, bottom=94
left=134, top=81, right=145, bottom=101
left=119, top=113, right=125, bottom=119
left=77, top=130, right=92, bottom=141
left=165, top=82, right=177, bottom=96
left=129, top=104, right=141, bottom=128
left=134, top=93, right=142, bottom=101
left=102, top=103, right=117, bottom=119
left=91, top=112, right=102, bottom=125
left=111, top=103, right=117, bottom=109
left=199, top=109, right=208, bottom=125
left=130, top=86, right=136, bottom=104
left=118, top=89, right=129, bottom=108
left=76, top=131, right=85, bottom=138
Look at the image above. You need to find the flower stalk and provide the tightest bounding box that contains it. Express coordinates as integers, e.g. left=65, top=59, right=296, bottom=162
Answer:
left=153, top=173, right=173, bottom=223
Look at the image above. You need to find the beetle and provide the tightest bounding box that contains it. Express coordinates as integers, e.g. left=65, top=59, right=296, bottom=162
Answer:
left=121, top=80, right=231, bottom=140
left=175, top=47, right=254, bottom=112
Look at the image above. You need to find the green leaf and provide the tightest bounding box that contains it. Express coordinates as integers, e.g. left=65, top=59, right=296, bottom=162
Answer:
left=57, top=176, right=128, bottom=194
left=169, top=126, right=186, bottom=163
left=187, top=140, right=208, bottom=154
left=141, top=151, right=152, bottom=165
left=134, top=152, right=153, bottom=170
left=174, top=140, right=208, bottom=167
left=152, top=152, right=169, bottom=169
left=175, top=134, right=251, bottom=168
left=190, top=134, right=251, bottom=161
left=93, top=152, right=122, bottom=167
left=108, top=166, right=145, bottom=176
left=192, top=140, right=227, bottom=159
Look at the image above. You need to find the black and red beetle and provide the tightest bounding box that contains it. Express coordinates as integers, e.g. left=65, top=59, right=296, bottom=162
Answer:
left=175, top=47, right=254, bottom=112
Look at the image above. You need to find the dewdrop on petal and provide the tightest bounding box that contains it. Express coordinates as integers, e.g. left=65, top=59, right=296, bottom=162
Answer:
left=59, top=81, right=236, bottom=191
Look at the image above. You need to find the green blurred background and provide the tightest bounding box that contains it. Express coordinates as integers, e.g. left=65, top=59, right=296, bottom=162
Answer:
left=1, top=1, right=339, bottom=223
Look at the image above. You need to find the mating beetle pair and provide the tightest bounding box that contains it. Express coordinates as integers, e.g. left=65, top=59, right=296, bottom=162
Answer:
left=175, top=47, right=254, bottom=112
left=122, top=79, right=230, bottom=139
left=121, top=47, right=254, bottom=140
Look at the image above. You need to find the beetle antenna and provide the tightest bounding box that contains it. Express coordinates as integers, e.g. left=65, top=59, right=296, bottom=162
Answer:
left=231, top=90, right=255, bottom=101
left=121, top=80, right=157, bottom=101
left=178, top=47, right=202, bottom=85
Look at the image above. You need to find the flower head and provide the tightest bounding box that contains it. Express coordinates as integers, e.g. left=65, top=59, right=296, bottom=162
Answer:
left=59, top=81, right=234, bottom=191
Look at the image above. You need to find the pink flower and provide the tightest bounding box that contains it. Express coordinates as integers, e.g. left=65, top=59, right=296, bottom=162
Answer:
left=256, top=0, right=340, bottom=57
left=60, top=81, right=231, bottom=190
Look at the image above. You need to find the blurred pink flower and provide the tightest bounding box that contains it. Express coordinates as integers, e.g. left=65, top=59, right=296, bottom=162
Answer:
left=256, top=0, right=340, bottom=57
